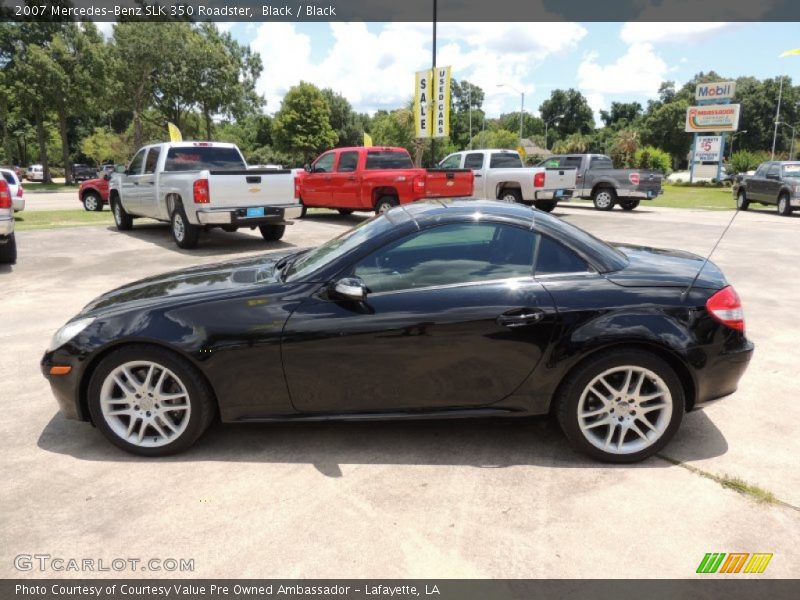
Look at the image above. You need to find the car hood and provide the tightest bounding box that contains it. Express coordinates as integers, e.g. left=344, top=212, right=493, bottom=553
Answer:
left=606, top=243, right=727, bottom=289
left=81, top=251, right=298, bottom=316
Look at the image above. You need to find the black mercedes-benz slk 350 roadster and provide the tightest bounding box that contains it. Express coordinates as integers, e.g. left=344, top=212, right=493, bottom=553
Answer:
left=42, top=200, right=753, bottom=462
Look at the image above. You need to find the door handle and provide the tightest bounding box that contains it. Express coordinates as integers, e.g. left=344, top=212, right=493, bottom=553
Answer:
left=496, top=309, right=545, bottom=328
left=474, top=173, right=483, bottom=178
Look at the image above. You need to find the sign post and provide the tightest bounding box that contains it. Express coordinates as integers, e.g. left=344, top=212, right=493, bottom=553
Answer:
left=687, top=81, right=738, bottom=183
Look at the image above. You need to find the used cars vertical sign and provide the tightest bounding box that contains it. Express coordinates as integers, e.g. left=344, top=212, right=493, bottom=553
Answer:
left=414, top=70, right=431, bottom=138
left=432, top=66, right=451, bottom=138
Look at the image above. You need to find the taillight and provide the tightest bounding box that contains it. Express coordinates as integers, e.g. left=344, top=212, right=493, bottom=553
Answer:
left=414, top=175, right=425, bottom=189
left=193, top=179, right=210, bottom=204
left=534, top=172, right=545, bottom=188
left=0, top=181, right=10, bottom=209
left=17, top=185, right=23, bottom=197
left=706, top=285, right=745, bottom=332
left=294, top=176, right=300, bottom=199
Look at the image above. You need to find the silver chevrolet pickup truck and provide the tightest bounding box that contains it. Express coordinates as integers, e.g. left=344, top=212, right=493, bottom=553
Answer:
left=110, top=142, right=301, bottom=249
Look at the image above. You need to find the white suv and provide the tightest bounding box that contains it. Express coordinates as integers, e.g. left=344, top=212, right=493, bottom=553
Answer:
left=26, top=164, right=44, bottom=181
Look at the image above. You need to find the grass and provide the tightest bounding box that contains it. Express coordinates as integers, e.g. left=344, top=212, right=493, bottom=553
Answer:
left=570, top=184, right=736, bottom=211
left=21, top=182, right=76, bottom=193
left=14, top=209, right=114, bottom=231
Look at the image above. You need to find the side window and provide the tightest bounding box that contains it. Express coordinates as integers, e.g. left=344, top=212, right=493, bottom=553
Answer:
left=353, top=223, right=536, bottom=294
left=564, top=156, right=584, bottom=169
left=464, top=153, right=484, bottom=169
left=766, top=164, right=780, bottom=178
left=489, top=153, right=523, bottom=168
left=439, top=154, right=462, bottom=169
left=336, top=151, right=359, bottom=172
left=313, top=153, right=335, bottom=173
left=541, top=158, right=560, bottom=168
left=754, top=164, right=768, bottom=178
left=589, top=156, right=613, bottom=169
left=534, top=235, right=588, bottom=276
left=144, top=146, right=161, bottom=174
left=128, top=149, right=146, bottom=175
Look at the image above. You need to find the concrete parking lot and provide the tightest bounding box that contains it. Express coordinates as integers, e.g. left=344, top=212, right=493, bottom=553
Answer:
left=1, top=204, right=798, bottom=578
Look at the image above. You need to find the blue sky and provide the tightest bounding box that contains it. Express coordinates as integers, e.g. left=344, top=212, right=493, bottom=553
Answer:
left=217, top=21, right=800, bottom=123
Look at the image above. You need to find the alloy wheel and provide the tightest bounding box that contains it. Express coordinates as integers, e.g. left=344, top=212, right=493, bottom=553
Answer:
left=595, top=191, right=612, bottom=209
left=173, top=213, right=185, bottom=241
left=99, top=361, right=192, bottom=448
left=577, top=365, right=673, bottom=455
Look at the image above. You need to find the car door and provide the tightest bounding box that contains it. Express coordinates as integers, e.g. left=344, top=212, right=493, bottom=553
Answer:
left=302, top=152, right=335, bottom=206
left=748, top=164, right=768, bottom=201
left=463, top=152, right=485, bottom=197
left=137, top=146, right=161, bottom=217
left=763, top=163, right=782, bottom=204
left=329, top=150, right=361, bottom=208
left=121, top=148, right=147, bottom=213
left=282, top=222, right=557, bottom=413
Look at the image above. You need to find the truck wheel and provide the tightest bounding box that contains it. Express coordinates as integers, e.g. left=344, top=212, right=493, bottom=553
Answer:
left=259, top=224, right=286, bottom=241
left=0, top=233, right=17, bottom=265
left=375, top=196, right=398, bottom=214
left=592, top=187, right=616, bottom=211
left=620, top=200, right=640, bottom=211
left=299, top=200, right=308, bottom=218
left=82, top=192, right=103, bottom=212
left=337, top=209, right=354, bottom=215
left=736, top=190, right=749, bottom=211
left=777, top=193, right=792, bottom=216
left=111, top=197, right=133, bottom=231
left=171, top=205, right=200, bottom=249
left=533, top=200, right=556, bottom=212
left=499, top=188, right=522, bottom=203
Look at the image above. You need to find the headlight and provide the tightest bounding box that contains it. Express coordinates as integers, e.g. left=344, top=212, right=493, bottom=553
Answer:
left=48, top=317, right=95, bottom=351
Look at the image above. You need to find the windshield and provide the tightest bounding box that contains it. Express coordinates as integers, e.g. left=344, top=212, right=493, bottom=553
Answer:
left=164, top=146, right=246, bottom=171
left=783, top=163, right=800, bottom=177
left=284, top=216, right=396, bottom=281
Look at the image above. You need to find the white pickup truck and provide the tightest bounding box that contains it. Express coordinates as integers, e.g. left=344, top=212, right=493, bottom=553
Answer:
left=109, top=142, right=301, bottom=249
left=438, top=149, right=576, bottom=212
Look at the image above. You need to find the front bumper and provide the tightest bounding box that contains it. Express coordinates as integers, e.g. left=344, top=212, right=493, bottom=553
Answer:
left=41, top=350, right=85, bottom=421
left=692, top=340, right=755, bottom=410
left=0, top=216, right=14, bottom=236
left=196, top=204, right=303, bottom=226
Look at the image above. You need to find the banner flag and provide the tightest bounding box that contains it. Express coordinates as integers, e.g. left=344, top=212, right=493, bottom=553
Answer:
left=432, top=66, right=451, bottom=138
left=414, top=69, right=432, bottom=138
left=167, top=122, right=183, bottom=142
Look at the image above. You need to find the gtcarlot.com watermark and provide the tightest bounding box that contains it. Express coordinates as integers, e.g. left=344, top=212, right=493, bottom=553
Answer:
left=14, top=554, right=194, bottom=573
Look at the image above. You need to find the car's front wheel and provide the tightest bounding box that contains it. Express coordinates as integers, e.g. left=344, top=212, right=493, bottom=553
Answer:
left=82, top=192, right=103, bottom=212
left=87, top=346, right=216, bottom=456
left=777, top=193, right=792, bottom=216
left=111, top=197, right=133, bottom=231
left=555, top=350, right=684, bottom=463
left=736, top=190, right=749, bottom=211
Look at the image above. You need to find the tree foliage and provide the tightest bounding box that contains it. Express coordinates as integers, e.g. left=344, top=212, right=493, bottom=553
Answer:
left=273, top=82, right=337, bottom=161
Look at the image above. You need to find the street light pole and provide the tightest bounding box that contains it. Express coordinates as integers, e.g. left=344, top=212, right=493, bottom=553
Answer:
left=468, top=85, right=472, bottom=150
left=519, top=92, right=525, bottom=144
left=778, top=122, right=797, bottom=158
left=544, top=113, right=565, bottom=151
left=771, top=76, right=784, bottom=159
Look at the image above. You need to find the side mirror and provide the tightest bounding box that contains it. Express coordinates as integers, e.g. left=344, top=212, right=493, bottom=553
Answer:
left=304, top=163, right=311, bottom=172
left=330, top=277, right=367, bottom=302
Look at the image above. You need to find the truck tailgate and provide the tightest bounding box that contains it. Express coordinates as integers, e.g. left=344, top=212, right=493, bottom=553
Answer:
left=634, top=171, right=663, bottom=196
left=544, top=167, right=577, bottom=191
left=423, top=169, right=474, bottom=197
left=207, top=169, right=295, bottom=208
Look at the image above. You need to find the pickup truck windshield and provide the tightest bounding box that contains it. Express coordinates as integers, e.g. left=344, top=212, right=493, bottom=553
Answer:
left=164, top=147, right=246, bottom=172
left=365, top=151, right=414, bottom=170
left=489, top=153, right=523, bottom=168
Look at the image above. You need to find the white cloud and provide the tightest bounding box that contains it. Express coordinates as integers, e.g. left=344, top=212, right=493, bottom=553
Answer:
left=94, top=21, right=114, bottom=39
left=251, top=22, right=586, bottom=116
left=620, top=22, right=734, bottom=45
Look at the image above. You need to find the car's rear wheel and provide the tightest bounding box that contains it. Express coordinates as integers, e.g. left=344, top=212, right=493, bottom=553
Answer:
left=736, top=190, right=749, bottom=211
left=555, top=350, right=684, bottom=463
left=777, top=193, right=792, bottom=216
left=499, top=188, right=522, bottom=203
left=171, top=204, right=200, bottom=249
left=87, top=346, right=216, bottom=456
left=259, top=224, right=286, bottom=241
left=82, top=192, right=103, bottom=212
left=0, top=233, right=17, bottom=265
left=592, top=187, right=617, bottom=211
left=533, top=200, right=556, bottom=212
left=111, top=197, right=133, bottom=231
left=375, top=196, right=398, bottom=214
left=619, top=199, right=640, bottom=211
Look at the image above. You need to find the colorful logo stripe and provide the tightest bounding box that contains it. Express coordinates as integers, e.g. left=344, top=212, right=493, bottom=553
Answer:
left=697, top=553, right=773, bottom=574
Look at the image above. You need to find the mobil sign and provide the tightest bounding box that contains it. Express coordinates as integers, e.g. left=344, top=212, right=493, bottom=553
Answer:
left=695, top=81, right=736, bottom=101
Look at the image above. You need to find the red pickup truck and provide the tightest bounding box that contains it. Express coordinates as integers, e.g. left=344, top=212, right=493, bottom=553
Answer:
left=78, top=175, right=110, bottom=211
left=296, top=146, right=474, bottom=215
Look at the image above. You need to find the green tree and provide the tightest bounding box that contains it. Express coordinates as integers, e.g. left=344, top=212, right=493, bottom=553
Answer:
left=498, top=112, right=544, bottom=139
left=273, top=82, right=337, bottom=161
left=470, top=129, right=519, bottom=150
left=600, top=101, right=643, bottom=129
left=321, top=88, right=362, bottom=147
left=80, top=126, right=131, bottom=165
left=552, top=133, right=590, bottom=154
left=539, top=89, right=595, bottom=142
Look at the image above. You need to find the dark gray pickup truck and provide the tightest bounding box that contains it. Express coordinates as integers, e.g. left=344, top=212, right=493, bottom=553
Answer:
left=538, top=153, right=664, bottom=211
left=733, top=161, right=800, bottom=216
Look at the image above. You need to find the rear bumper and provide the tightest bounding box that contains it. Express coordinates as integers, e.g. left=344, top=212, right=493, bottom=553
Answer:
left=196, top=204, right=303, bottom=226
left=12, top=198, right=24, bottom=212
left=534, top=189, right=574, bottom=201
left=0, top=216, right=14, bottom=236
left=692, top=340, right=755, bottom=410
left=623, top=188, right=664, bottom=200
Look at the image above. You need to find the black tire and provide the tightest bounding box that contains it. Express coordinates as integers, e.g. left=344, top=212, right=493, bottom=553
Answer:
left=619, top=199, right=640, bottom=211
left=736, top=190, right=749, bottom=211
left=82, top=191, right=103, bottom=212
left=259, top=224, right=286, bottom=241
left=777, top=193, right=792, bottom=216
left=299, top=200, right=308, bottom=218
left=0, top=233, right=17, bottom=264
left=170, top=204, right=200, bottom=249
left=111, top=196, right=133, bottom=231
left=592, top=187, right=617, bottom=211
left=498, top=188, right=522, bottom=203
left=533, top=200, right=556, bottom=212
left=554, top=349, right=685, bottom=463
left=375, top=195, right=399, bottom=214
left=337, top=209, right=354, bottom=215
left=87, top=345, right=216, bottom=457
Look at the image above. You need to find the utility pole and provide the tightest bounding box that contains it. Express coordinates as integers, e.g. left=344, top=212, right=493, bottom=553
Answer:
left=771, top=76, right=784, bottom=159
left=519, top=92, right=525, bottom=144
left=468, top=84, right=472, bottom=150
left=430, top=0, right=437, bottom=166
